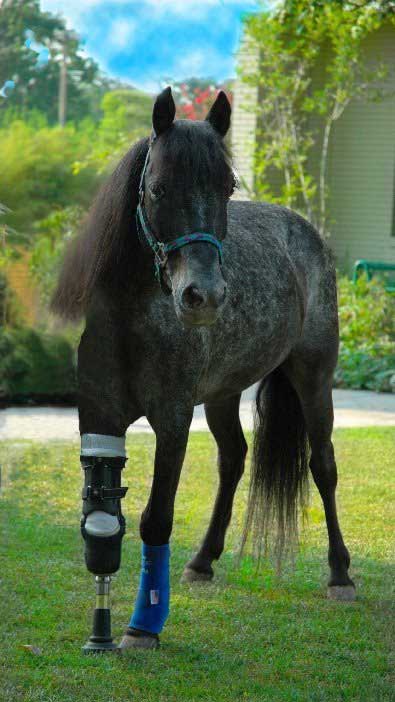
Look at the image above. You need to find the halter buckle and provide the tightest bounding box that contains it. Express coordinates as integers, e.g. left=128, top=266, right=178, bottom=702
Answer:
left=154, top=241, right=168, bottom=268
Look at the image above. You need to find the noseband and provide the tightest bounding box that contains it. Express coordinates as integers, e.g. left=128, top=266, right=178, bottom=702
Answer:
left=136, top=136, right=223, bottom=294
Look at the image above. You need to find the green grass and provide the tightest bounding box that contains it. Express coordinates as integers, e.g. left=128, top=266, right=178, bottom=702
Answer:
left=0, top=428, right=394, bottom=702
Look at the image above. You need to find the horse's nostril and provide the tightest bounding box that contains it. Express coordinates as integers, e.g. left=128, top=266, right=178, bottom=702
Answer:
left=182, top=285, right=206, bottom=309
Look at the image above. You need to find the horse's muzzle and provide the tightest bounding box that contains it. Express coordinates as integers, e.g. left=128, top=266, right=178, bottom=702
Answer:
left=178, top=282, right=227, bottom=327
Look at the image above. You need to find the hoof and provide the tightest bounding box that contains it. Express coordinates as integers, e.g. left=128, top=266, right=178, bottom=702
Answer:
left=118, top=629, right=160, bottom=651
left=327, top=585, right=356, bottom=602
left=181, top=567, right=213, bottom=583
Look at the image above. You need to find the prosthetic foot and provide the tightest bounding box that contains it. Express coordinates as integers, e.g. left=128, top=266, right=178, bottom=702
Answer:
left=80, top=434, right=128, bottom=654
left=83, top=575, right=118, bottom=653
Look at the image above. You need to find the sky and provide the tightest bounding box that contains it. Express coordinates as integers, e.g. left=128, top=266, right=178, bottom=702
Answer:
left=41, top=0, right=264, bottom=93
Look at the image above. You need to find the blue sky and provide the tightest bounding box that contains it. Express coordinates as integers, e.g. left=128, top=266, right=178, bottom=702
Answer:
left=41, top=0, right=264, bottom=93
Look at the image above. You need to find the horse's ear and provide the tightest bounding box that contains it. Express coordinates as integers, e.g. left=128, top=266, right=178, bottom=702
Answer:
left=152, top=86, right=176, bottom=137
left=205, top=90, right=231, bottom=137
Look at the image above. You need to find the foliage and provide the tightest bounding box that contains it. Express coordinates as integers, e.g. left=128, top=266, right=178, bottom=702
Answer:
left=0, top=428, right=394, bottom=700
left=0, top=0, right=109, bottom=124
left=335, top=275, right=395, bottom=392
left=29, top=206, right=84, bottom=306
left=28, top=95, right=152, bottom=302
left=242, top=0, right=393, bottom=235
left=0, top=117, right=99, bottom=231
left=0, top=200, right=30, bottom=324
left=100, top=89, right=153, bottom=137
left=0, top=270, right=21, bottom=327
left=0, top=87, right=153, bottom=309
left=0, top=325, right=76, bottom=402
left=0, top=200, right=29, bottom=264
left=73, top=89, right=153, bottom=174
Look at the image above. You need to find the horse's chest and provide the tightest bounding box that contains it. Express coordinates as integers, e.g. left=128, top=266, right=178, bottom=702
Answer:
left=194, top=285, right=301, bottom=401
left=131, top=262, right=302, bottom=406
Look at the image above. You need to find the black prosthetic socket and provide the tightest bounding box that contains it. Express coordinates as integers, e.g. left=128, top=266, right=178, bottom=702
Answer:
left=80, top=456, right=128, bottom=574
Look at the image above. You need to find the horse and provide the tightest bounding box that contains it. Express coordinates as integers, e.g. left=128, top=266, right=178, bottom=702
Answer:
left=52, top=87, right=355, bottom=652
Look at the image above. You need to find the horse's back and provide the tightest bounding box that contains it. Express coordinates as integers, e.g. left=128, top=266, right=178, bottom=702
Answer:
left=227, top=199, right=332, bottom=272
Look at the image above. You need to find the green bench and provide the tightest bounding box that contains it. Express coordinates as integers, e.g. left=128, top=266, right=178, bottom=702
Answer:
left=353, top=259, right=395, bottom=293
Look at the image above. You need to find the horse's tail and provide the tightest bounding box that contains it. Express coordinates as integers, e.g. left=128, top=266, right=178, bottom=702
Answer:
left=240, top=366, right=310, bottom=569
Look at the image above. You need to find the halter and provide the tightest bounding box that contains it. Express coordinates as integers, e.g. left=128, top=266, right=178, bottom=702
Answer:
left=136, top=137, right=223, bottom=294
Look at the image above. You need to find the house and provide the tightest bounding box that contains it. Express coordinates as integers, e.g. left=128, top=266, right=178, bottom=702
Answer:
left=231, top=22, right=395, bottom=268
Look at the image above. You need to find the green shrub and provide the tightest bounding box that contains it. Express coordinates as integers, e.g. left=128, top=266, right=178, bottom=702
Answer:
left=1, top=274, right=394, bottom=404
left=0, top=271, right=22, bottom=327
left=0, top=326, right=77, bottom=404
left=335, top=275, right=395, bottom=392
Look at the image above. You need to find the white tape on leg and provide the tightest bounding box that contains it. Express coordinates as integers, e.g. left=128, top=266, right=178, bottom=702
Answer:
left=81, top=434, right=126, bottom=458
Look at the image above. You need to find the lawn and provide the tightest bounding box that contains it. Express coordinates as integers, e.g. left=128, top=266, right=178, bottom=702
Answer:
left=0, top=428, right=394, bottom=702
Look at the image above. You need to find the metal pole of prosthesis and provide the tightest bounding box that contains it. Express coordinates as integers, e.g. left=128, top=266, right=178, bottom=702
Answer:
left=83, top=575, right=118, bottom=653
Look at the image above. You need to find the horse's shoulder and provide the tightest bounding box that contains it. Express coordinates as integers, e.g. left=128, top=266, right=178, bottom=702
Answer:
left=228, top=200, right=331, bottom=261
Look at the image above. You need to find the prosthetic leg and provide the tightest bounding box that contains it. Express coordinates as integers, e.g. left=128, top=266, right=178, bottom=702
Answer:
left=80, top=434, right=128, bottom=653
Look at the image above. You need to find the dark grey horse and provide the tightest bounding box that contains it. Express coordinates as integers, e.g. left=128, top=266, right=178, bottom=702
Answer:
left=53, top=87, right=355, bottom=652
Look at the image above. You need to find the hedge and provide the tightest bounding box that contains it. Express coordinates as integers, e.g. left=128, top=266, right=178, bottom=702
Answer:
left=0, top=274, right=394, bottom=404
left=0, top=326, right=77, bottom=404
left=335, top=275, right=395, bottom=393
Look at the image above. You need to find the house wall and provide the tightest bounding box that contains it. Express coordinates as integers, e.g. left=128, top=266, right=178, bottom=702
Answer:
left=230, top=35, right=259, bottom=200
left=328, top=23, right=395, bottom=267
left=232, top=23, right=395, bottom=266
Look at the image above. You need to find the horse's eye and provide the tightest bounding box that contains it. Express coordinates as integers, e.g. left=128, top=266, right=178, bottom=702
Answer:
left=149, top=183, right=165, bottom=201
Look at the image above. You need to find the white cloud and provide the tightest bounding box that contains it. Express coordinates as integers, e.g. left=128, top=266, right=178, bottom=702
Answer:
left=176, top=49, right=208, bottom=75
left=155, top=45, right=231, bottom=87
left=109, top=18, right=136, bottom=47
left=142, top=0, right=245, bottom=19
left=42, top=0, right=256, bottom=24
left=40, top=0, right=254, bottom=91
left=145, top=0, right=250, bottom=7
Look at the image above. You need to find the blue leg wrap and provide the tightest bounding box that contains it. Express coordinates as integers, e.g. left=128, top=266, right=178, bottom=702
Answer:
left=129, top=543, right=170, bottom=635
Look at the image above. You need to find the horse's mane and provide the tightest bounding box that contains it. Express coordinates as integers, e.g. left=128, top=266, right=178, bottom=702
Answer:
left=51, top=136, right=149, bottom=321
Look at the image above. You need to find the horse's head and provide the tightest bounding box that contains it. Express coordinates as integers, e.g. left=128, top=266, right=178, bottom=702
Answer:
left=138, top=87, right=234, bottom=327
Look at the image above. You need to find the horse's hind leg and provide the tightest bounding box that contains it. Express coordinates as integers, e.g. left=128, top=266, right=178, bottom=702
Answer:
left=284, top=359, right=356, bottom=601
left=182, top=394, right=247, bottom=582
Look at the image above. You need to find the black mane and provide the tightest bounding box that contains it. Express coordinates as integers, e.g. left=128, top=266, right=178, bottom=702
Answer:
left=51, top=137, right=149, bottom=320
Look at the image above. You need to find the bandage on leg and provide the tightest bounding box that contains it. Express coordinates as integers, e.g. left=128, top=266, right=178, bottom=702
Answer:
left=129, top=543, right=170, bottom=635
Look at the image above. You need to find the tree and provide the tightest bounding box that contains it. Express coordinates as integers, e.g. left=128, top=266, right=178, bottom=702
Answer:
left=100, top=89, right=152, bottom=134
left=0, top=117, right=100, bottom=232
left=0, top=201, right=27, bottom=325
left=0, top=0, right=106, bottom=123
left=29, top=206, right=84, bottom=307
left=72, top=88, right=154, bottom=175
left=241, top=0, right=394, bottom=236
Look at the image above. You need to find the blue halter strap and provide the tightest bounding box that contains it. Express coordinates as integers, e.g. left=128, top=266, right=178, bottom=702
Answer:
left=136, top=139, right=223, bottom=289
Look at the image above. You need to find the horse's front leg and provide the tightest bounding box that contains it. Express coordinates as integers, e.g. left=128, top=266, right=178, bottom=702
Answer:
left=119, top=405, right=193, bottom=650
left=78, top=324, right=131, bottom=653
